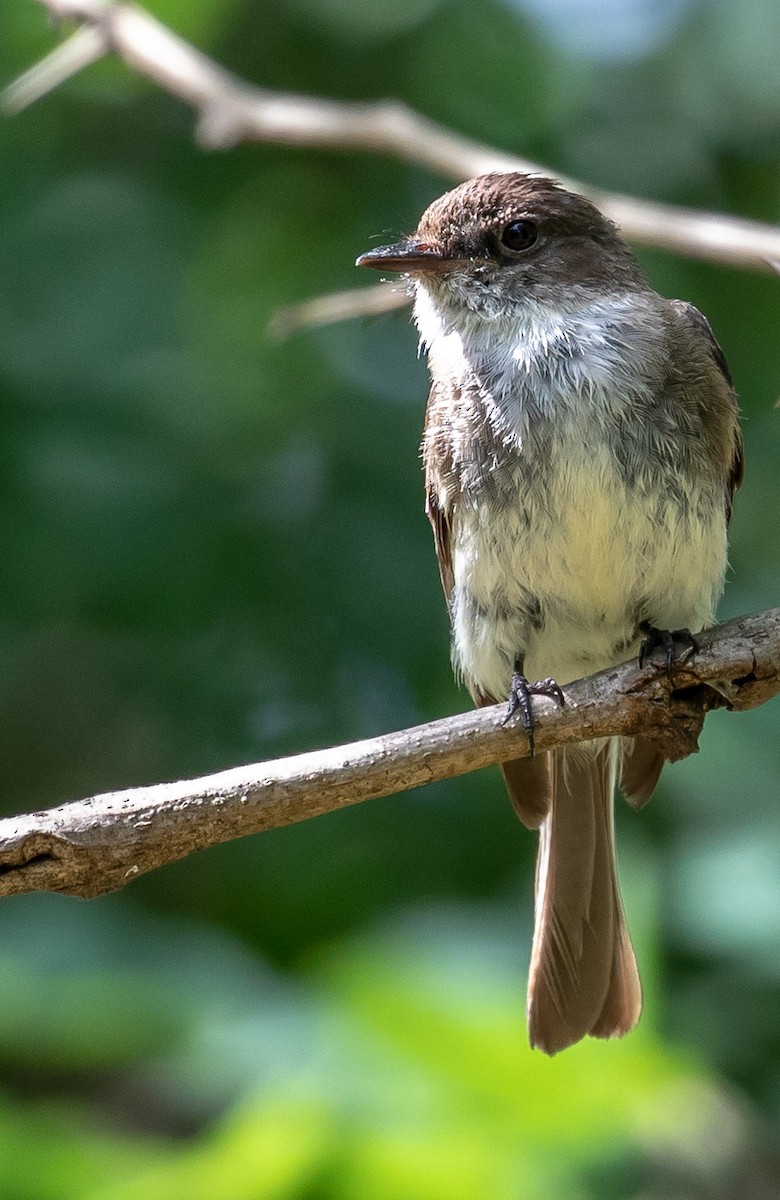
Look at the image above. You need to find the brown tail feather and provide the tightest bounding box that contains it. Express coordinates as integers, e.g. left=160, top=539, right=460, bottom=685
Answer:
left=525, top=741, right=642, bottom=1055
left=590, top=917, right=642, bottom=1040
left=620, top=737, right=664, bottom=809
left=501, top=755, right=552, bottom=830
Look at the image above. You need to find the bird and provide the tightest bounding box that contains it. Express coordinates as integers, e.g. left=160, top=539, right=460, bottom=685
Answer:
left=356, top=172, right=742, bottom=1055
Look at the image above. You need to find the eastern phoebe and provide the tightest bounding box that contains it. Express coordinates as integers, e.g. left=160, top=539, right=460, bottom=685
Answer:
left=356, top=173, right=743, bottom=1054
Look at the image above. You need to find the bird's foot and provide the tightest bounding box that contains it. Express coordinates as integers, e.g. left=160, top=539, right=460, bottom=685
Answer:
left=638, top=621, right=699, bottom=678
left=502, top=665, right=565, bottom=757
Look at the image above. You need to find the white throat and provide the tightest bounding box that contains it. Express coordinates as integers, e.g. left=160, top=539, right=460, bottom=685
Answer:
left=414, top=282, right=664, bottom=441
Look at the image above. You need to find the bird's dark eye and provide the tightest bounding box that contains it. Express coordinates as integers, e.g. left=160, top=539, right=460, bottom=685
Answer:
left=499, top=220, right=538, bottom=254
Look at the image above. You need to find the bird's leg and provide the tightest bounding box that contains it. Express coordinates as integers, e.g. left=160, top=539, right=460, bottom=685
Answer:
left=503, top=656, right=565, bottom=756
left=638, top=621, right=699, bottom=677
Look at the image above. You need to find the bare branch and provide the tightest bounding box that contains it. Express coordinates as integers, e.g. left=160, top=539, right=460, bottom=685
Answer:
left=0, top=608, right=776, bottom=902
left=268, top=282, right=409, bottom=339
left=3, top=24, right=107, bottom=115
left=5, top=0, right=780, bottom=276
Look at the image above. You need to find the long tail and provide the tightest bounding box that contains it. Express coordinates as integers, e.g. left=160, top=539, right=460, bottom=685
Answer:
left=505, top=740, right=642, bottom=1055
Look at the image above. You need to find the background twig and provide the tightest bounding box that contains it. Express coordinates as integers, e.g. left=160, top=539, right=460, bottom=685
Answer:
left=268, top=282, right=410, bottom=339
left=5, top=0, right=780, bottom=277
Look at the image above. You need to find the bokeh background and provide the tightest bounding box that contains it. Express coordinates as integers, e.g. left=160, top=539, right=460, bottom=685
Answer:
left=2, top=0, right=780, bottom=1195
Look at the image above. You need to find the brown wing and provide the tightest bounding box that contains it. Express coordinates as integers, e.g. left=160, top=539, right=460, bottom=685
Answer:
left=669, top=300, right=743, bottom=522
left=423, top=384, right=455, bottom=605
left=425, top=480, right=454, bottom=604
left=621, top=302, right=743, bottom=810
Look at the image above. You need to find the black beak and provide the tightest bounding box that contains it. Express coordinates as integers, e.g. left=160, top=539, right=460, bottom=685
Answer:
left=355, top=240, right=459, bottom=275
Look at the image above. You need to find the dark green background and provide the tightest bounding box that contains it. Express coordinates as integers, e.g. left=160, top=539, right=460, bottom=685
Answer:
left=1, top=0, right=779, bottom=1195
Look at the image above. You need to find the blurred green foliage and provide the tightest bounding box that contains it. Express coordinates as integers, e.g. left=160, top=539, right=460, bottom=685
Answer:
left=1, top=0, right=779, bottom=1195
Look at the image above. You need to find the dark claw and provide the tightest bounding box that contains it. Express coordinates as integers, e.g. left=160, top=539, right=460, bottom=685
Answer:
left=639, top=622, right=699, bottom=678
left=502, top=664, right=565, bottom=756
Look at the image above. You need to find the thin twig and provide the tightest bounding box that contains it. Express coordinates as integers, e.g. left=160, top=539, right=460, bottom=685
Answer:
left=5, top=0, right=780, bottom=276
left=3, top=23, right=107, bottom=115
left=0, top=608, right=776, bottom=902
left=268, top=282, right=409, bottom=339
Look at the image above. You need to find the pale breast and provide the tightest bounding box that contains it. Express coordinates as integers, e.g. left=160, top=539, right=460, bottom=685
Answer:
left=449, top=441, right=727, bottom=698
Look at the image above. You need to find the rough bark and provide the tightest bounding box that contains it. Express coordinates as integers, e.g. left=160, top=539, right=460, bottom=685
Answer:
left=0, top=609, right=776, bottom=901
